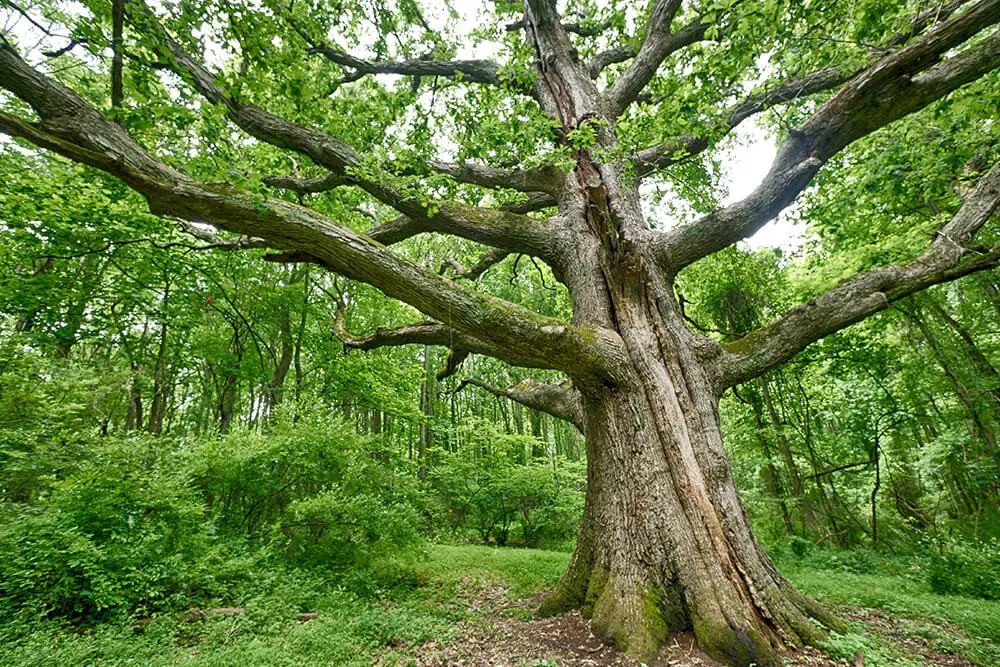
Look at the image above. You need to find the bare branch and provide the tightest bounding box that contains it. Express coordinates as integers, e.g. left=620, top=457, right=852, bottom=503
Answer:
left=331, top=310, right=478, bottom=381
left=452, top=377, right=584, bottom=429
left=716, top=160, right=1000, bottom=388
left=655, top=0, right=1000, bottom=274
left=437, top=348, right=470, bottom=381
left=333, top=310, right=464, bottom=350
left=440, top=247, right=511, bottom=280
left=587, top=46, right=635, bottom=78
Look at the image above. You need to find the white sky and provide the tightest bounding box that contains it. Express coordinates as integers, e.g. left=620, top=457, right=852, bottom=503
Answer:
left=720, top=123, right=805, bottom=253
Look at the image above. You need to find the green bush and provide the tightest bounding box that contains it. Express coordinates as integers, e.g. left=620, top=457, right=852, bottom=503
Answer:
left=0, top=440, right=220, bottom=623
left=927, top=539, right=1000, bottom=600
left=428, top=419, right=584, bottom=549
left=277, top=487, right=422, bottom=568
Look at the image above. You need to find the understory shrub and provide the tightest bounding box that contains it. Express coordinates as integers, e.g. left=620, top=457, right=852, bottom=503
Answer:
left=0, top=439, right=218, bottom=623
left=428, top=418, right=584, bottom=549
left=0, top=413, right=427, bottom=625
left=927, top=539, right=1000, bottom=600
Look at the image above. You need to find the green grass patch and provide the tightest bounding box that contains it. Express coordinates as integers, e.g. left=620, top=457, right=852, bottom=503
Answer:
left=2, top=545, right=997, bottom=666
left=782, top=564, right=1000, bottom=665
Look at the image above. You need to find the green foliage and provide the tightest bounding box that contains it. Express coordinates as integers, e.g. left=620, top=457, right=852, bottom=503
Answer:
left=428, top=418, right=584, bottom=549
left=0, top=438, right=220, bottom=623
left=279, top=487, right=422, bottom=568
left=927, top=539, right=1000, bottom=600
left=0, top=412, right=426, bottom=625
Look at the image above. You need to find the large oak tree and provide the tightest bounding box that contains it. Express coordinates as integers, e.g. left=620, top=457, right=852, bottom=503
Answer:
left=1, top=0, right=999, bottom=664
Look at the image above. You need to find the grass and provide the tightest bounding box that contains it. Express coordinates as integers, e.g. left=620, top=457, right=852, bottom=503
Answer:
left=1, top=544, right=997, bottom=666
left=780, top=563, right=1000, bottom=665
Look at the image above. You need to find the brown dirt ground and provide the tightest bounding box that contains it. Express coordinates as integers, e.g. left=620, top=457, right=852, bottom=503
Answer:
left=376, top=583, right=981, bottom=667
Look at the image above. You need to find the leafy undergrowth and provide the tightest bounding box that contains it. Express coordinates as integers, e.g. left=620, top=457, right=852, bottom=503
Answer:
left=781, top=563, right=1000, bottom=666
left=2, top=545, right=997, bottom=666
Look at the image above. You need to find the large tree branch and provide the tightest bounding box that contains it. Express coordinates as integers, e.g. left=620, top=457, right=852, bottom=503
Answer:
left=655, top=0, right=1000, bottom=275
left=452, top=377, right=584, bottom=430
left=0, top=44, right=611, bottom=377
left=125, top=2, right=558, bottom=260
left=606, top=4, right=710, bottom=114
left=634, top=64, right=858, bottom=178
left=634, top=0, right=979, bottom=178
left=715, top=161, right=1000, bottom=388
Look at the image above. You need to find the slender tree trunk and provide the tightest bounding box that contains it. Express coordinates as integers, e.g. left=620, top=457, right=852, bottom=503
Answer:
left=746, top=386, right=796, bottom=534
left=418, top=345, right=434, bottom=480
left=125, top=362, right=143, bottom=432
left=147, top=282, right=170, bottom=435
left=759, top=377, right=818, bottom=534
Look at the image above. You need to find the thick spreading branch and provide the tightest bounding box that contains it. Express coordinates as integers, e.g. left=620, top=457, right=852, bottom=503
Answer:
left=606, top=3, right=708, bottom=114
left=126, top=2, right=557, bottom=260
left=452, top=377, right=583, bottom=430
left=634, top=0, right=980, bottom=178
left=717, top=160, right=1000, bottom=388
left=0, top=43, right=610, bottom=376
left=634, top=64, right=858, bottom=178
left=655, top=0, right=1000, bottom=274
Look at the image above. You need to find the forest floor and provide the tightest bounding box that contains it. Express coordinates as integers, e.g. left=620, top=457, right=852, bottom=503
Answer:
left=2, top=545, right=998, bottom=666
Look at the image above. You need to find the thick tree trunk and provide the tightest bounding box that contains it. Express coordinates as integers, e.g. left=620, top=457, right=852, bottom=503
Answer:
left=540, top=305, right=842, bottom=666
left=526, top=111, right=844, bottom=659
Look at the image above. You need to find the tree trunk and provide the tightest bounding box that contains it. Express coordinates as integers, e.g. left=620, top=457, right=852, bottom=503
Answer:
left=541, top=296, right=843, bottom=666
left=759, top=376, right=819, bottom=534
left=147, top=282, right=171, bottom=435
left=417, top=344, right=434, bottom=480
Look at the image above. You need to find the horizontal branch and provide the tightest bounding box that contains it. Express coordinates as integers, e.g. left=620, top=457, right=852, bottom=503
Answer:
left=452, top=377, right=584, bottom=429
left=716, top=160, right=1000, bottom=388
left=0, top=43, right=611, bottom=377
left=655, top=0, right=1000, bottom=275
left=425, top=160, right=561, bottom=195
left=334, top=312, right=472, bottom=381
left=126, top=2, right=557, bottom=260
left=332, top=309, right=473, bottom=351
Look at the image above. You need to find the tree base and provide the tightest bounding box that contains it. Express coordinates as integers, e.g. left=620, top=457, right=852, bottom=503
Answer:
left=538, top=557, right=847, bottom=667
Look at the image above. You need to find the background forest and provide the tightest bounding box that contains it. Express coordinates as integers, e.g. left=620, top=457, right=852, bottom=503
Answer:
left=2, top=126, right=1000, bottom=664
left=1, top=0, right=1000, bottom=663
